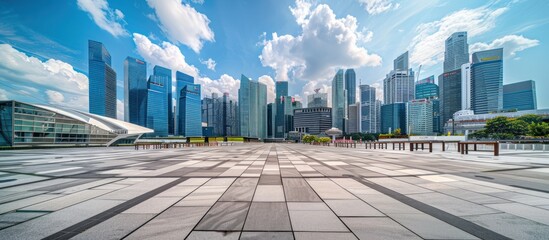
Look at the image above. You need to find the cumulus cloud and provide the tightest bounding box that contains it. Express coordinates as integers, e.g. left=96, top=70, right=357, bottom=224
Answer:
left=45, top=90, right=65, bottom=104
left=116, top=99, right=124, bottom=120
left=258, top=76, right=276, bottom=103
left=146, top=0, right=214, bottom=53
left=409, top=5, right=507, bottom=66
left=302, top=80, right=332, bottom=107
left=77, top=0, right=129, bottom=37
left=200, top=58, right=217, bottom=71
left=358, top=0, right=400, bottom=15
left=470, top=35, right=539, bottom=58
left=196, top=74, right=240, bottom=100
left=260, top=0, right=382, bottom=83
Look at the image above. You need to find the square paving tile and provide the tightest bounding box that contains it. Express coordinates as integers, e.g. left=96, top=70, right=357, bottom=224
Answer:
left=195, top=202, right=250, bottom=231
left=243, top=202, right=291, bottom=231
left=253, top=185, right=285, bottom=202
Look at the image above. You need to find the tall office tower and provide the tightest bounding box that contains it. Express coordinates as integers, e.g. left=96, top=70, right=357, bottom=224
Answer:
left=239, top=74, right=267, bottom=139
left=145, top=74, right=169, bottom=137
left=88, top=40, right=116, bottom=118
left=216, top=93, right=239, bottom=137
left=294, top=107, right=332, bottom=135
left=375, top=100, right=381, bottom=133
left=383, top=52, right=415, bottom=104
left=444, top=32, right=469, bottom=73
left=178, top=84, right=202, bottom=136
left=360, top=84, right=378, bottom=133
left=415, top=76, right=438, bottom=100
left=380, top=103, right=407, bottom=134
left=175, top=71, right=194, bottom=135
left=461, top=63, right=472, bottom=110
left=440, top=69, right=462, bottom=131
left=307, top=91, right=328, bottom=108
left=152, top=66, right=172, bottom=135
left=345, top=69, right=357, bottom=105
left=503, top=80, right=537, bottom=111
left=275, top=81, right=289, bottom=138
left=201, top=94, right=215, bottom=134
left=280, top=97, right=302, bottom=136
left=332, top=69, right=347, bottom=132
left=471, top=48, right=503, bottom=114
left=407, top=99, right=434, bottom=136
left=348, top=103, right=360, bottom=134
left=124, top=57, right=147, bottom=126
left=267, top=103, right=275, bottom=138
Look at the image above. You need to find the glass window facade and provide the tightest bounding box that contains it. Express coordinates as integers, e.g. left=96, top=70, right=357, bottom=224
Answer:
left=153, top=66, right=173, bottom=135
left=146, top=75, right=169, bottom=137
left=440, top=69, right=462, bottom=127
left=380, top=103, right=407, bottom=134
left=124, top=57, right=147, bottom=126
left=345, top=69, right=356, bottom=105
left=88, top=40, right=117, bottom=118
left=332, top=69, right=347, bottom=132
left=179, top=84, right=202, bottom=136
left=175, top=71, right=194, bottom=135
left=471, top=48, right=503, bottom=114
left=503, top=80, right=536, bottom=111
left=294, top=107, right=332, bottom=135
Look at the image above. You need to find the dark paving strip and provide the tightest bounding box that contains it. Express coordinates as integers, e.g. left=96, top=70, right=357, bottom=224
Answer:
left=457, top=172, right=549, bottom=194
left=43, top=177, right=187, bottom=240
left=483, top=166, right=541, bottom=173
left=345, top=175, right=512, bottom=240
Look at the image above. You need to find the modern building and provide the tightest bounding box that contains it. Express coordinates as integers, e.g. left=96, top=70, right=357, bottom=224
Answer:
left=145, top=73, right=169, bottom=137
left=461, top=63, right=472, bottom=110
left=178, top=84, right=202, bottom=136
left=201, top=93, right=239, bottom=137
left=267, top=103, right=275, bottom=138
left=345, top=69, right=356, bottom=105
left=124, top=57, right=147, bottom=127
left=348, top=103, right=360, bottom=134
left=0, top=100, right=152, bottom=147
left=332, top=69, right=347, bottom=132
left=407, top=99, right=434, bottom=136
left=359, top=84, right=379, bottom=133
left=384, top=52, right=415, bottom=104
left=381, top=103, right=407, bottom=134
left=152, top=66, right=173, bottom=135
left=443, top=32, right=469, bottom=73
left=503, top=80, right=537, bottom=111
left=471, top=48, right=503, bottom=114
left=415, top=76, right=438, bottom=100
left=88, top=40, right=116, bottom=118
left=175, top=71, right=194, bottom=135
left=275, top=81, right=289, bottom=138
left=439, top=69, right=462, bottom=131
left=293, top=107, right=332, bottom=135
left=239, top=74, right=267, bottom=139
left=307, top=91, right=328, bottom=108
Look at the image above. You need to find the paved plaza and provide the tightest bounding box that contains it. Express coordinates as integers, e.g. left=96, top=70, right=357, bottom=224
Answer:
left=1, top=144, right=549, bottom=239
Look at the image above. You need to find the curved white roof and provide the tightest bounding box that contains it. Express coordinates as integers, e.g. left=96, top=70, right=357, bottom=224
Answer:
left=32, top=103, right=153, bottom=135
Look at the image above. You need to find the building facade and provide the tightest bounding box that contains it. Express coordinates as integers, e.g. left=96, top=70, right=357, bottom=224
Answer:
left=345, top=69, right=356, bottom=105
left=415, top=76, right=438, bottom=100
left=124, top=57, right=147, bottom=127
left=359, top=84, right=379, bottom=133
left=152, top=66, right=173, bottom=135
left=503, top=80, right=537, bottom=111
left=293, top=107, right=332, bottom=135
left=381, top=103, right=407, bottom=134
left=443, top=32, right=469, bottom=73
left=239, top=75, right=267, bottom=139
left=332, top=69, right=347, bottom=132
left=175, top=71, right=195, bottom=135
left=307, top=92, right=328, bottom=108
left=145, top=74, right=169, bottom=137
left=88, top=40, right=116, bottom=118
left=407, top=99, right=434, bottom=136
left=275, top=81, right=289, bottom=138
left=440, top=69, right=462, bottom=131
left=461, top=63, right=472, bottom=110
left=384, top=52, right=415, bottom=104
left=471, top=48, right=503, bottom=114
left=201, top=93, right=239, bottom=137
left=178, top=84, right=202, bottom=136
left=348, top=103, right=360, bottom=134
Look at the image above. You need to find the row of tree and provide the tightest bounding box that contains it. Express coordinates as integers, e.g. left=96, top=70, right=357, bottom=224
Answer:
left=469, top=114, right=549, bottom=139
left=301, top=135, right=331, bottom=143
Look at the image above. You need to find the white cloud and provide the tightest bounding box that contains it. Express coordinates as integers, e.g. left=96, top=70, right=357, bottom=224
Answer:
left=258, top=76, right=276, bottom=104
left=358, top=29, right=374, bottom=43
left=409, top=6, right=507, bottom=66
left=196, top=74, right=240, bottom=100
left=260, top=1, right=382, bottom=83
left=0, top=88, right=8, bottom=100
left=192, top=0, right=205, bottom=4
left=358, top=0, right=400, bottom=15
left=117, top=99, right=124, bottom=120
left=200, top=58, right=217, bottom=71
left=77, top=0, right=129, bottom=37
left=470, top=35, right=539, bottom=58
left=45, top=90, right=65, bottom=104
left=146, top=0, right=214, bottom=53
left=302, top=80, right=332, bottom=107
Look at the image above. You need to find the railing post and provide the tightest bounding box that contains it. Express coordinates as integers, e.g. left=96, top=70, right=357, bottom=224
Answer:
left=410, top=142, right=413, bottom=151
left=494, top=141, right=499, bottom=156
left=429, top=142, right=433, bottom=153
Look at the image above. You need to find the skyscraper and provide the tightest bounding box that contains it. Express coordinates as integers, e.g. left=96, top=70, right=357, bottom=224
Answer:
left=444, top=32, right=469, bottom=73
left=440, top=69, right=462, bottom=130
left=345, top=69, right=356, bottom=105
left=471, top=48, right=503, bottom=114
left=145, top=74, right=169, bottom=137
left=383, top=52, right=415, bottom=104
left=275, top=81, right=289, bottom=138
left=407, top=99, right=434, bottom=136
left=360, top=84, right=379, bottom=133
left=415, top=76, right=438, bottom=100
left=348, top=103, right=359, bottom=134
left=239, top=75, right=267, bottom=139
left=88, top=40, right=116, bottom=118
left=394, top=51, right=409, bottom=71
left=152, top=66, right=173, bottom=134
left=175, top=71, right=194, bottom=135
left=332, top=69, right=347, bottom=131
left=381, top=103, right=407, bottom=134
left=178, top=84, right=202, bottom=136
left=461, top=63, right=472, bottom=110
left=124, top=57, right=147, bottom=126
left=293, top=107, right=332, bottom=135
left=307, top=91, right=328, bottom=108
left=267, top=103, right=275, bottom=138
left=503, top=80, right=537, bottom=111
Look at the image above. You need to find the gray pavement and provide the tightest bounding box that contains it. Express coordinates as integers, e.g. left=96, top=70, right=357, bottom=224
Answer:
left=0, top=143, right=549, bottom=239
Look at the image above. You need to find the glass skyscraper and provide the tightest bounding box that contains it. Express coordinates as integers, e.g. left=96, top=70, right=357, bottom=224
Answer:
left=124, top=57, right=147, bottom=126
left=471, top=48, right=503, bottom=114
left=88, top=40, right=116, bottom=118
left=332, top=69, right=347, bottom=132
left=415, top=76, right=438, bottom=100
left=407, top=99, right=434, bottom=136
left=440, top=69, right=462, bottom=129
left=444, top=32, right=469, bottom=73
left=380, top=103, right=407, bottom=134
left=145, top=74, right=169, bottom=137
left=503, top=80, right=537, bottom=111
left=175, top=71, right=194, bottom=135
left=179, top=84, right=202, bottom=136
left=345, top=69, right=356, bottom=105
left=275, top=81, right=289, bottom=138
left=239, top=74, right=267, bottom=139
left=360, top=84, right=379, bottom=133
left=307, top=92, right=328, bottom=108
left=152, top=66, right=173, bottom=135
left=384, top=52, right=414, bottom=104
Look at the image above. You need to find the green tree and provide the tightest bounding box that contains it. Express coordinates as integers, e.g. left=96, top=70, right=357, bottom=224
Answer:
left=508, top=119, right=528, bottom=137
left=517, top=114, right=543, bottom=124
left=319, top=137, right=331, bottom=143
left=393, top=128, right=402, bottom=136
left=485, top=116, right=511, bottom=135
left=528, top=122, right=549, bottom=137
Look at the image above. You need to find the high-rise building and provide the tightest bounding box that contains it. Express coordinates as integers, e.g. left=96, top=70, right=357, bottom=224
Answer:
left=152, top=66, right=173, bottom=135
left=415, top=76, right=438, bottom=100
left=440, top=69, right=462, bottom=130
left=145, top=74, right=169, bottom=137
left=124, top=57, right=147, bottom=126
left=407, top=99, right=434, bottom=135
left=294, top=107, right=332, bottom=135
left=444, top=32, right=469, bottom=73
left=384, top=52, right=415, bottom=104
left=239, top=75, right=267, bottom=139
left=332, top=69, right=347, bottom=132
left=359, top=84, right=379, bottom=133
left=503, top=80, right=537, bottom=111
left=348, top=103, right=360, bottom=134
left=178, top=84, right=201, bottom=136
left=380, top=103, right=407, bottom=134
left=267, top=103, right=275, bottom=138
left=307, top=91, right=328, bottom=108
left=345, top=69, right=356, bottom=105
left=202, top=93, right=239, bottom=137
left=275, top=81, right=289, bottom=138
left=175, top=71, right=194, bottom=135
left=461, top=63, right=472, bottom=110
left=471, top=48, right=503, bottom=114
left=88, top=40, right=116, bottom=118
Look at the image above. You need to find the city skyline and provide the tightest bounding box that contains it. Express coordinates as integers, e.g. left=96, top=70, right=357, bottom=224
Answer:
left=0, top=0, right=548, bottom=121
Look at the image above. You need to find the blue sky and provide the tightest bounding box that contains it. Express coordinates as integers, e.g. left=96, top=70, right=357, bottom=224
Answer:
left=0, top=0, right=548, bottom=119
